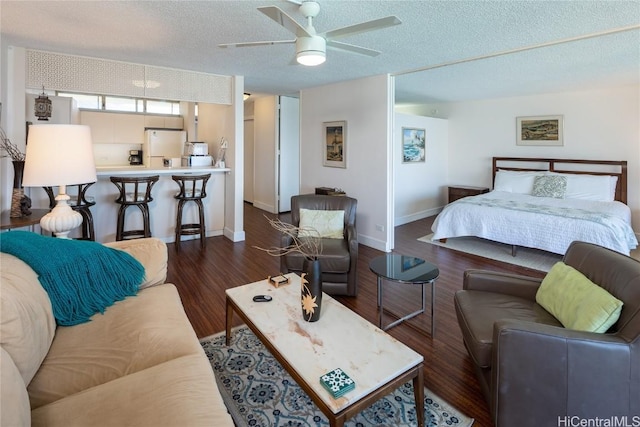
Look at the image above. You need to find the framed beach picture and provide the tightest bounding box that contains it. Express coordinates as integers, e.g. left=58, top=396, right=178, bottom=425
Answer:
left=516, top=115, right=564, bottom=146
left=323, top=121, right=346, bottom=168
left=402, top=127, right=425, bottom=163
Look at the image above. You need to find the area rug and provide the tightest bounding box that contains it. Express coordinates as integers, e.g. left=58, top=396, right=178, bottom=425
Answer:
left=418, top=233, right=562, bottom=272
left=200, top=326, right=474, bottom=427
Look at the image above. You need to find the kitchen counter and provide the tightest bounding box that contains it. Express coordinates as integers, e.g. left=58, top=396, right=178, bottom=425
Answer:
left=83, top=165, right=229, bottom=243
left=95, top=165, right=229, bottom=176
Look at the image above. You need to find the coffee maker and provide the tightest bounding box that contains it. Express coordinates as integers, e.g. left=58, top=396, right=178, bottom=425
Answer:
left=128, top=150, right=143, bottom=165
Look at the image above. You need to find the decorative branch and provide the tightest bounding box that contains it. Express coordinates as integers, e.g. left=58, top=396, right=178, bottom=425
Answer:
left=254, top=216, right=322, bottom=260
left=0, top=127, right=25, bottom=161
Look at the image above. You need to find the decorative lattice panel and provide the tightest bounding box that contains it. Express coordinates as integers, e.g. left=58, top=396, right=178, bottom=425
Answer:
left=26, top=50, right=233, bottom=104
left=27, top=50, right=146, bottom=97
left=144, top=66, right=232, bottom=104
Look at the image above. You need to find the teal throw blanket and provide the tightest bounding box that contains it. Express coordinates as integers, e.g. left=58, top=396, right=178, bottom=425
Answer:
left=1, top=231, right=144, bottom=326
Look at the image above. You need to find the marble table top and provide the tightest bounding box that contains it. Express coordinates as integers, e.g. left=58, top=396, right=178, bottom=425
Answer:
left=225, top=273, right=424, bottom=414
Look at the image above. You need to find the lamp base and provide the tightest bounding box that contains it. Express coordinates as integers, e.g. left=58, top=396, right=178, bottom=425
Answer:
left=40, top=193, right=82, bottom=239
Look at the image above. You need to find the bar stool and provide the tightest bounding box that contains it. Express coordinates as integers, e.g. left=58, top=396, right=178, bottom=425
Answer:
left=172, top=173, right=211, bottom=251
left=44, top=182, right=96, bottom=240
left=110, top=175, right=159, bottom=241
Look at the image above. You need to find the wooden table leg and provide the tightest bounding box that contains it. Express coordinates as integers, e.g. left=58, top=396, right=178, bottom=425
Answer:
left=225, top=297, right=233, bottom=346
left=413, top=364, right=425, bottom=427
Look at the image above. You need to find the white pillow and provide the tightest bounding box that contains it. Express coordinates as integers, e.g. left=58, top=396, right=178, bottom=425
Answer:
left=493, top=170, right=545, bottom=194
left=298, top=209, right=344, bottom=239
left=548, top=173, right=617, bottom=202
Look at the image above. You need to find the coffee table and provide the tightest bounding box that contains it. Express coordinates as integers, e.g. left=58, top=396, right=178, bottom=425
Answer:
left=369, top=254, right=439, bottom=335
left=225, top=273, right=425, bottom=427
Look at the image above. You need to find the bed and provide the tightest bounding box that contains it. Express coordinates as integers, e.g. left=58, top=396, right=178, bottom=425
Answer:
left=431, top=157, right=638, bottom=256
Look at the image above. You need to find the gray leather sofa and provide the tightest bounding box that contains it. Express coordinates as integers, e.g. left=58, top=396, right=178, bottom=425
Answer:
left=454, top=241, right=640, bottom=426
left=281, top=194, right=358, bottom=296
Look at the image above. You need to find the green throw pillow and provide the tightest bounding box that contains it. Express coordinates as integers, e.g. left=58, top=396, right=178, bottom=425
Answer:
left=536, top=262, right=623, bottom=333
left=532, top=175, right=567, bottom=198
left=298, top=209, right=344, bottom=239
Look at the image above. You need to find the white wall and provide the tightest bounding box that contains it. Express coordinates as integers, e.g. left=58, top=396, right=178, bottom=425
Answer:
left=197, top=103, right=231, bottom=159
left=300, top=74, right=394, bottom=252
left=399, top=84, right=640, bottom=232
left=1, top=46, right=28, bottom=213
left=394, top=113, right=448, bottom=226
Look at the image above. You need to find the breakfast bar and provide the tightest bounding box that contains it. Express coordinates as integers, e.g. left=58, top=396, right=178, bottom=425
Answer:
left=88, top=166, right=229, bottom=243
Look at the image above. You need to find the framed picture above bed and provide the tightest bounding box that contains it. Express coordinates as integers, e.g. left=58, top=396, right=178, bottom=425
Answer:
left=323, top=121, right=346, bottom=168
left=402, top=127, right=426, bottom=163
left=516, top=115, right=564, bottom=146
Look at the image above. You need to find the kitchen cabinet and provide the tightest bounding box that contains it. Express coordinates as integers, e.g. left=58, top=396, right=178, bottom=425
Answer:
left=164, top=116, right=184, bottom=129
left=144, top=115, right=184, bottom=130
left=80, top=111, right=145, bottom=144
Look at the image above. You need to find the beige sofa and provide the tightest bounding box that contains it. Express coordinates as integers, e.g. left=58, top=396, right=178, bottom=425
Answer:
left=1, top=237, right=233, bottom=426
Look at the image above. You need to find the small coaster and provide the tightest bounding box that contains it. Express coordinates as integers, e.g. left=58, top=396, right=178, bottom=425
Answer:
left=320, top=368, right=355, bottom=398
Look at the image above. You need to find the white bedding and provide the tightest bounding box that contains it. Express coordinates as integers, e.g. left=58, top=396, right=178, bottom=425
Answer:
left=431, top=191, right=638, bottom=255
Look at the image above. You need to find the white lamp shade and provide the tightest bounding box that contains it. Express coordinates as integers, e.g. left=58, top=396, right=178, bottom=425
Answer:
left=23, top=124, right=96, bottom=187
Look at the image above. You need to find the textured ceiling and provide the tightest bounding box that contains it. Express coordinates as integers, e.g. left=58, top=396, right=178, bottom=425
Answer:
left=1, top=0, right=639, bottom=104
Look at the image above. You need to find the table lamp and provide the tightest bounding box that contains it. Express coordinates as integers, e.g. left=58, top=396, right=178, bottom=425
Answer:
left=23, top=124, right=96, bottom=239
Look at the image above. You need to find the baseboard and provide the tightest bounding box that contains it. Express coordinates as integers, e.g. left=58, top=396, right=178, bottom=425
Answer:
left=394, top=206, right=443, bottom=227
left=358, top=234, right=389, bottom=252
left=224, top=227, right=245, bottom=242
left=252, top=201, right=276, bottom=214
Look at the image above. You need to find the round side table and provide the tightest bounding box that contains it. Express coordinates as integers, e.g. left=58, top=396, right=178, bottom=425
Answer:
left=369, top=254, right=439, bottom=335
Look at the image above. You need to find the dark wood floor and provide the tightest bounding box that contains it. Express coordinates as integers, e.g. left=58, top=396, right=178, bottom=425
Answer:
left=166, top=202, right=546, bottom=427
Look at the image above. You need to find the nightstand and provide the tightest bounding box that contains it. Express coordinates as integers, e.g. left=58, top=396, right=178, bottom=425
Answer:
left=315, top=187, right=346, bottom=196
left=448, top=185, right=489, bottom=203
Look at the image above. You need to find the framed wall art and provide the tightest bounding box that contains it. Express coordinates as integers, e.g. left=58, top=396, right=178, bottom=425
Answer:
left=516, top=115, right=564, bottom=146
left=323, top=120, right=346, bottom=168
left=402, top=127, right=425, bottom=163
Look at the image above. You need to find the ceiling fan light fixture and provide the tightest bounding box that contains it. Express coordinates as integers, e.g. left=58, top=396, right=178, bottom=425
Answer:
left=296, top=36, right=326, bottom=66
left=297, top=51, right=326, bottom=66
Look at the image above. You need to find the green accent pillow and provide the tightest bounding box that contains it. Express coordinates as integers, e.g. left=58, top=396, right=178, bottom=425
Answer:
left=532, top=175, right=567, bottom=198
left=536, top=262, right=623, bottom=333
left=298, top=209, right=344, bottom=239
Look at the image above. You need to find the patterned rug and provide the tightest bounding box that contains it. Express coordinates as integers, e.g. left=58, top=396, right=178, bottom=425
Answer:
left=200, top=326, right=474, bottom=427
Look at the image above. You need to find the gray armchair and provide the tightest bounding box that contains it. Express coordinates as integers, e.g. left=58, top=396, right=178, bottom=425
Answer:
left=454, top=241, right=640, bottom=426
left=280, top=194, right=358, bottom=296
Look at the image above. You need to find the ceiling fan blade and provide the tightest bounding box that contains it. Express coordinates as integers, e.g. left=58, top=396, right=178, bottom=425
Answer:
left=323, top=16, right=401, bottom=40
left=326, top=40, right=381, bottom=57
left=218, top=40, right=295, bottom=49
left=258, top=6, right=312, bottom=38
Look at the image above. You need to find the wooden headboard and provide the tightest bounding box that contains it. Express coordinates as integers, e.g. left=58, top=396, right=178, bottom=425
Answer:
left=492, top=157, right=628, bottom=204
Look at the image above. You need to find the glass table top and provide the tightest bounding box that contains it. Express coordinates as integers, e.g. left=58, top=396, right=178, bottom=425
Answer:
left=369, top=254, right=439, bottom=283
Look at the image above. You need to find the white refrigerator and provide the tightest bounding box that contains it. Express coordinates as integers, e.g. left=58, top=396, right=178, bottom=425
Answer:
left=142, top=129, right=187, bottom=167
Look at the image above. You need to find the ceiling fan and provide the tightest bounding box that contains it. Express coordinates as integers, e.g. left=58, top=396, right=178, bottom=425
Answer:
left=218, top=0, right=401, bottom=66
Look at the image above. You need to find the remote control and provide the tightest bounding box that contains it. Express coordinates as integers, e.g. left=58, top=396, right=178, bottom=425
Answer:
left=252, top=295, right=273, bottom=302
